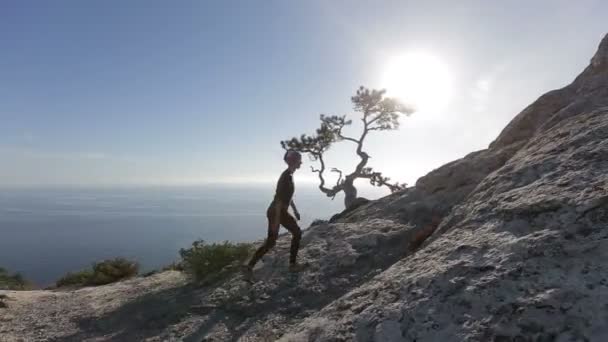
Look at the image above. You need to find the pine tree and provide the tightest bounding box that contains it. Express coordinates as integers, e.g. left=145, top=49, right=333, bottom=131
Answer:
left=281, top=86, right=414, bottom=208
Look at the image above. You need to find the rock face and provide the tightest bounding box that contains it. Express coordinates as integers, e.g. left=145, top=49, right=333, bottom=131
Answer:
left=1, top=34, right=607, bottom=341
left=281, top=108, right=608, bottom=342
left=280, top=33, right=608, bottom=341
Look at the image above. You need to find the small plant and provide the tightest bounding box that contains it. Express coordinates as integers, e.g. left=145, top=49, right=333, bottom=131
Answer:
left=0, top=293, right=9, bottom=308
left=55, top=270, right=93, bottom=287
left=55, top=258, right=139, bottom=288
left=179, top=240, right=254, bottom=283
left=139, top=260, right=184, bottom=278
left=311, top=219, right=328, bottom=226
left=162, top=261, right=184, bottom=272
left=0, top=267, right=28, bottom=290
left=88, top=258, right=139, bottom=285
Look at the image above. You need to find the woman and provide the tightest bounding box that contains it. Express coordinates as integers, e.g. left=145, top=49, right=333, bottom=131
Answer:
left=246, top=150, right=304, bottom=272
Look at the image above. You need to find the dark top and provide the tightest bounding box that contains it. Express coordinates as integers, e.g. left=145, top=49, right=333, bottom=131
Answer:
left=273, top=168, right=294, bottom=208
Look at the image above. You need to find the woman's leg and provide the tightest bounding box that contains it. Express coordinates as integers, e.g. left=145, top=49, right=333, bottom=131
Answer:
left=248, top=208, right=280, bottom=268
left=280, top=211, right=302, bottom=265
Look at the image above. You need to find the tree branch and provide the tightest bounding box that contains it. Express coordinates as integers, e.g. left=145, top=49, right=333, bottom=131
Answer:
left=330, top=167, right=344, bottom=187
left=309, top=154, right=343, bottom=199
left=338, top=134, right=360, bottom=144
left=324, top=114, right=359, bottom=144
left=366, top=114, right=381, bottom=127
left=358, top=168, right=407, bottom=193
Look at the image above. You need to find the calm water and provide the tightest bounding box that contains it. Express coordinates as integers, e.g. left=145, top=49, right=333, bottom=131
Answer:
left=0, top=185, right=385, bottom=286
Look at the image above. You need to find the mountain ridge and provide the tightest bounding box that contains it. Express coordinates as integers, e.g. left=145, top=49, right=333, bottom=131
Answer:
left=1, top=33, right=607, bottom=341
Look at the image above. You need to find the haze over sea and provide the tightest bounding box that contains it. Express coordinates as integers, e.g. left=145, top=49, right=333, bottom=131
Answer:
left=0, top=183, right=387, bottom=286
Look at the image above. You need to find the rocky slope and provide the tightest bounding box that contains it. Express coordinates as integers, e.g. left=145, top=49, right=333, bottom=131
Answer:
left=281, top=33, right=608, bottom=341
left=1, top=33, right=607, bottom=341
left=0, top=219, right=415, bottom=341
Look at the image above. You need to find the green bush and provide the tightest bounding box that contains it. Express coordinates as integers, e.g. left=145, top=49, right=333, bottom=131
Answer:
left=88, top=258, right=139, bottom=285
left=162, top=261, right=184, bottom=272
left=55, top=258, right=139, bottom=288
left=141, top=261, right=183, bottom=278
left=55, top=270, right=93, bottom=287
left=0, top=267, right=28, bottom=290
left=179, top=240, right=253, bottom=283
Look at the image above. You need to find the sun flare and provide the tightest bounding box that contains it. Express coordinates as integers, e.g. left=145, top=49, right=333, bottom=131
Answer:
left=381, top=51, right=453, bottom=113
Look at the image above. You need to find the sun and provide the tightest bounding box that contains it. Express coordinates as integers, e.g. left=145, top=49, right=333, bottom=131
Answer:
left=381, top=51, right=453, bottom=113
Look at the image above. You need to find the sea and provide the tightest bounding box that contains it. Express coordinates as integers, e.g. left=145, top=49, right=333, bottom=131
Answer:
left=0, top=184, right=388, bottom=287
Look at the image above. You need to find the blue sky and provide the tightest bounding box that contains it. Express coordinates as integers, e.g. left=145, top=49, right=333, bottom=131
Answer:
left=1, top=0, right=606, bottom=192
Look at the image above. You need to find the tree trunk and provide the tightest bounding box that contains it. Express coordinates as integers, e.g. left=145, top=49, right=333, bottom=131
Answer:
left=343, top=178, right=357, bottom=208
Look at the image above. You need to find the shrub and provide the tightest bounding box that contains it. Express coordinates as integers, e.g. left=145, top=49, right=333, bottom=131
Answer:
left=88, top=258, right=139, bottom=285
left=179, top=240, right=253, bottom=283
left=0, top=267, right=28, bottom=290
left=55, top=270, right=93, bottom=287
left=55, top=257, right=139, bottom=288
left=140, top=261, right=183, bottom=278
left=162, top=261, right=184, bottom=272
